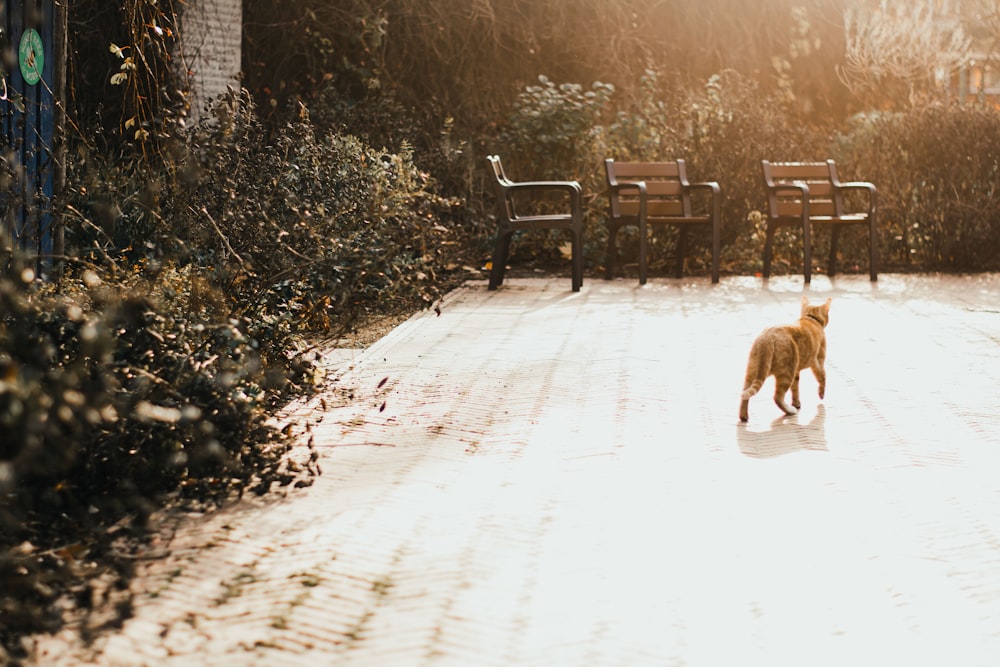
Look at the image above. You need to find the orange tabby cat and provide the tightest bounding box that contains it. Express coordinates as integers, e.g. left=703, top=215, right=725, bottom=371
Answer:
left=739, top=296, right=831, bottom=422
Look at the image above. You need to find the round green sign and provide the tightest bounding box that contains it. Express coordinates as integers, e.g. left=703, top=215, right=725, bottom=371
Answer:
left=19, top=29, right=44, bottom=86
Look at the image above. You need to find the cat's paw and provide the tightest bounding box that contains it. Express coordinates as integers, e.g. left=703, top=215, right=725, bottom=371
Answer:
left=818, top=388, right=825, bottom=399
left=792, top=400, right=801, bottom=410
left=775, top=399, right=797, bottom=416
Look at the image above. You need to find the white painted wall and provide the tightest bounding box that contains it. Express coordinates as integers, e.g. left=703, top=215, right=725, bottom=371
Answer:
left=180, top=0, right=242, bottom=122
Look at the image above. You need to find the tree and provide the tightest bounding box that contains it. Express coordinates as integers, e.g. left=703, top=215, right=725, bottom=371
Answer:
left=839, top=0, right=971, bottom=107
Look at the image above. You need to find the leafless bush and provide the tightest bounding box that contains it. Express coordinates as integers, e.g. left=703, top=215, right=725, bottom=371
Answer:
left=839, top=0, right=971, bottom=106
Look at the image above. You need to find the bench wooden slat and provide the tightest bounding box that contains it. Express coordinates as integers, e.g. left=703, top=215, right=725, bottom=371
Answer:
left=771, top=182, right=835, bottom=198
left=614, top=180, right=685, bottom=198
left=608, top=162, right=682, bottom=179
left=777, top=200, right=837, bottom=217
left=618, top=200, right=689, bottom=218
left=766, top=163, right=831, bottom=180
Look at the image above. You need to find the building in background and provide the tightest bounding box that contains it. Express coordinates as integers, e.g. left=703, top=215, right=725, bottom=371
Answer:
left=180, top=0, right=243, bottom=122
left=1, top=0, right=66, bottom=266
left=1, top=0, right=243, bottom=268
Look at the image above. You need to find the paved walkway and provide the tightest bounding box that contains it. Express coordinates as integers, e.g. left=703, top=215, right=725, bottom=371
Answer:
left=34, top=274, right=1000, bottom=666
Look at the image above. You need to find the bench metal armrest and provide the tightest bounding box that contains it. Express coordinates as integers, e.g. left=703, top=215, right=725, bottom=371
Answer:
left=688, top=181, right=722, bottom=220
left=608, top=180, right=649, bottom=207
left=609, top=180, right=647, bottom=196
left=502, top=180, right=581, bottom=196
left=502, top=181, right=582, bottom=211
left=607, top=180, right=648, bottom=224
left=834, top=181, right=876, bottom=192
left=836, top=181, right=876, bottom=196
left=687, top=180, right=722, bottom=201
left=765, top=181, right=810, bottom=221
left=835, top=181, right=877, bottom=214
left=768, top=182, right=810, bottom=196
left=688, top=180, right=720, bottom=192
left=501, top=180, right=583, bottom=222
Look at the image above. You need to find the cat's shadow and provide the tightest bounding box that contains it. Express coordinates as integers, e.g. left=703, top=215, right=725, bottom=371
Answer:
left=736, top=404, right=827, bottom=458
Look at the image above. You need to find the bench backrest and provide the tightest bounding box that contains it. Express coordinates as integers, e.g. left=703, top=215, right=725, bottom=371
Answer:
left=605, top=159, right=693, bottom=219
left=487, top=154, right=520, bottom=221
left=762, top=160, right=845, bottom=219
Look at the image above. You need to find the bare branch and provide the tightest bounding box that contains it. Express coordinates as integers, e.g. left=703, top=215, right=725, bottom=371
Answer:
left=839, top=0, right=970, bottom=103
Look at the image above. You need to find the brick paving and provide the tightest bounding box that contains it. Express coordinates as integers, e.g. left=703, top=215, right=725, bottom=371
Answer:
left=32, top=273, right=1000, bottom=666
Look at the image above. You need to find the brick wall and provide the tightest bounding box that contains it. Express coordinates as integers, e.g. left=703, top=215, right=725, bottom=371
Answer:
left=181, top=0, right=242, bottom=122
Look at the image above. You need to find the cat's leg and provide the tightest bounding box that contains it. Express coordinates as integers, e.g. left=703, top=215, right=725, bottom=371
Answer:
left=814, top=342, right=827, bottom=399
left=812, top=363, right=826, bottom=400
left=739, top=350, right=768, bottom=422
left=791, top=372, right=801, bottom=410
left=772, top=374, right=798, bottom=416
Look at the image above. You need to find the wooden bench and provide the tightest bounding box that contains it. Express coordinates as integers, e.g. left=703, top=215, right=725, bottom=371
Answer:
left=761, top=160, right=878, bottom=283
left=604, top=159, right=721, bottom=284
left=486, top=155, right=584, bottom=292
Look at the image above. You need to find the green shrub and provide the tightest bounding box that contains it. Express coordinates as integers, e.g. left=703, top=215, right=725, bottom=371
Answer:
left=5, top=82, right=475, bottom=654
left=599, top=71, right=828, bottom=277
left=63, top=89, right=467, bottom=340
left=835, top=104, right=1000, bottom=271
left=170, top=91, right=465, bottom=334
left=605, top=69, right=681, bottom=163
left=0, top=250, right=312, bottom=652
left=500, top=75, right=615, bottom=181
left=670, top=73, right=829, bottom=275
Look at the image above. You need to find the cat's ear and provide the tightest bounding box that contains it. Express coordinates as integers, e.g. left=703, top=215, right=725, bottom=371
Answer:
left=822, top=297, right=832, bottom=313
left=800, top=295, right=810, bottom=313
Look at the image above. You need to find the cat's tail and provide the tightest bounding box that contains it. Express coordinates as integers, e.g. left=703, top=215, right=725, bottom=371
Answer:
left=740, top=383, right=762, bottom=401
left=739, top=351, right=768, bottom=422
left=740, top=353, right=769, bottom=401
left=740, top=344, right=771, bottom=401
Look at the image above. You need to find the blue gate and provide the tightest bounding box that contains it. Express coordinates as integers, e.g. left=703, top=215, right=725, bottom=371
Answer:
left=2, top=0, right=58, bottom=265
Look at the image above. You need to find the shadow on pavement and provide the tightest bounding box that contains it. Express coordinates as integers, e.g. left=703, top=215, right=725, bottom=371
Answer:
left=736, top=404, right=827, bottom=458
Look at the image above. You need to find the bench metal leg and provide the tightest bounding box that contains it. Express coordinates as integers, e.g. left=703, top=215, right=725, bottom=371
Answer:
left=488, top=232, right=512, bottom=290
left=638, top=221, right=649, bottom=285
left=571, top=228, right=583, bottom=292
left=869, top=215, right=878, bottom=281
left=711, top=216, right=721, bottom=284
left=605, top=226, right=618, bottom=280
left=762, top=226, right=775, bottom=279
left=828, top=226, right=841, bottom=277
left=675, top=228, right=687, bottom=279
left=802, top=219, right=812, bottom=284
